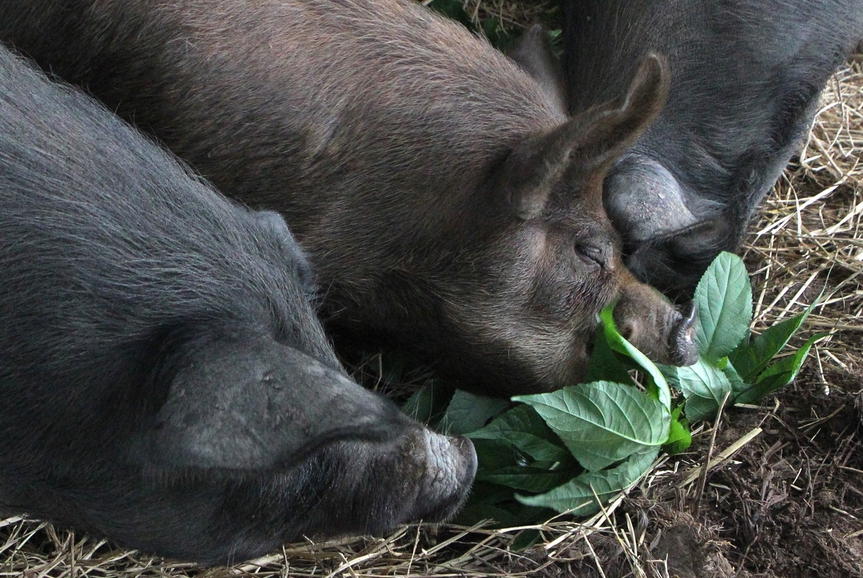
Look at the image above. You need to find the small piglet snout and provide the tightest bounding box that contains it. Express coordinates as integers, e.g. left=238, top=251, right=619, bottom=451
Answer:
left=614, top=286, right=700, bottom=368
left=669, top=301, right=699, bottom=366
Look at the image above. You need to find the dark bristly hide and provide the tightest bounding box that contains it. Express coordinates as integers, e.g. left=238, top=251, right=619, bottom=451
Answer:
left=0, top=0, right=698, bottom=396
left=0, top=45, right=476, bottom=565
left=555, top=0, right=863, bottom=294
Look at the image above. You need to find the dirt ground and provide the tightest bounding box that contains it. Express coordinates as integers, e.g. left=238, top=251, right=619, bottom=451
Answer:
left=2, top=2, right=862, bottom=577
left=535, top=366, right=863, bottom=578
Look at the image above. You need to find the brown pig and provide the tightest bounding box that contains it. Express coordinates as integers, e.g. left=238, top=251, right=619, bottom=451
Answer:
left=0, top=0, right=698, bottom=395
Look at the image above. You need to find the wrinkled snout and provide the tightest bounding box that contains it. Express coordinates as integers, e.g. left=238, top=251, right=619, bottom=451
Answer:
left=667, top=300, right=699, bottom=365
left=614, top=282, right=699, bottom=367
left=403, top=429, right=477, bottom=523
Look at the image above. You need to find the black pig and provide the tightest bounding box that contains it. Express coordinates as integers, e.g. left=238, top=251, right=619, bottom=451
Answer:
left=0, top=45, right=475, bottom=565
left=553, top=0, right=863, bottom=293
left=0, top=0, right=698, bottom=396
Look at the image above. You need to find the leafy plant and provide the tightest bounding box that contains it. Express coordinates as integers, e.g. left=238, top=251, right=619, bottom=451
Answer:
left=403, top=251, right=823, bottom=525
left=662, top=252, right=825, bottom=418
left=424, top=0, right=515, bottom=48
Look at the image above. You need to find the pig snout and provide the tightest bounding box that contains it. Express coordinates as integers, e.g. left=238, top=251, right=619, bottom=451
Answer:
left=614, top=284, right=699, bottom=367
left=668, top=301, right=699, bottom=365
left=402, top=429, right=477, bottom=524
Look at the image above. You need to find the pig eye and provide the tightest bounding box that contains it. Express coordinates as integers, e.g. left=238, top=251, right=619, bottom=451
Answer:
left=575, top=243, right=604, bottom=269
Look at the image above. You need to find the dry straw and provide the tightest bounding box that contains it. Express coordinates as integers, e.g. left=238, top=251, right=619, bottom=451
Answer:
left=2, top=29, right=861, bottom=578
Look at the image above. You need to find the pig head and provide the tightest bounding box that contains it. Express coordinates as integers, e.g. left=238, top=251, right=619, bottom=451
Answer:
left=0, top=44, right=475, bottom=564
left=557, top=0, right=863, bottom=294
left=0, top=0, right=697, bottom=395
left=399, top=54, right=700, bottom=394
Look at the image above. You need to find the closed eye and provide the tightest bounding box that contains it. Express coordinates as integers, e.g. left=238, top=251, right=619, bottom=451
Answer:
left=575, top=243, right=605, bottom=269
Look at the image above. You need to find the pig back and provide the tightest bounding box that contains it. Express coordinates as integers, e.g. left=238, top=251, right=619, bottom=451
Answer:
left=0, top=0, right=565, bottom=315
left=0, top=0, right=561, bottom=239
left=0, top=0, right=699, bottom=396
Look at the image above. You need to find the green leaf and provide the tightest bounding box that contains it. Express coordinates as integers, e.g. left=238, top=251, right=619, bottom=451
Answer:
left=735, top=333, right=825, bottom=404
left=510, top=529, right=541, bottom=551
left=600, top=305, right=672, bottom=409
left=439, top=390, right=510, bottom=435
left=455, top=482, right=555, bottom=526
left=585, top=322, right=637, bottom=386
left=425, top=0, right=475, bottom=30
left=673, top=358, right=733, bottom=422
left=401, top=382, right=454, bottom=426
left=694, top=252, right=752, bottom=362
left=722, top=361, right=748, bottom=399
left=471, top=438, right=531, bottom=475
left=515, top=382, right=670, bottom=472
left=729, top=302, right=817, bottom=382
left=482, top=16, right=513, bottom=49
left=664, top=406, right=692, bottom=454
left=516, top=447, right=659, bottom=515
left=477, top=465, right=576, bottom=493
left=469, top=405, right=573, bottom=464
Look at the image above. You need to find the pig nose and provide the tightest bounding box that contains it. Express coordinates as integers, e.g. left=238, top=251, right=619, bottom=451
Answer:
left=451, top=435, right=478, bottom=489
left=431, top=433, right=477, bottom=494
left=405, top=430, right=477, bottom=523
left=668, top=301, right=698, bottom=366
left=611, top=288, right=699, bottom=368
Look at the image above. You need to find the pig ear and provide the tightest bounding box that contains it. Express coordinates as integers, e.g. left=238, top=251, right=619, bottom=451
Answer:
left=502, top=53, right=669, bottom=219
left=508, top=24, right=568, bottom=114
left=138, top=334, right=408, bottom=472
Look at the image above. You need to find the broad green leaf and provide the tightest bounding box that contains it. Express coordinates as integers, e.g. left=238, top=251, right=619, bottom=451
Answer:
left=585, top=322, right=637, bottom=386
left=729, top=302, right=817, bottom=382
left=401, top=383, right=454, bottom=426
left=658, top=362, right=681, bottom=389
left=735, top=334, right=825, bottom=404
left=439, top=390, right=510, bottom=435
left=694, top=252, right=752, bottom=362
left=674, top=358, right=733, bottom=422
left=469, top=405, right=573, bottom=464
left=664, top=406, right=692, bottom=454
left=477, top=465, right=575, bottom=493
left=515, top=382, right=670, bottom=472
left=455, top=482, right=555, bottom=526
left=516, top=447, right=659, bottom=515
left=472, top=438, right=532, bottom=472
left=722, top=361, right=747, bottom=399
left=510, top=529, right=541, bottom=551
left=600, top=305, right=672, bottom=409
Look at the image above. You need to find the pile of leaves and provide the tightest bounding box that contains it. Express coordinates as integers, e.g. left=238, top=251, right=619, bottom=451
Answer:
left=405, top=252, right=821, bottom=530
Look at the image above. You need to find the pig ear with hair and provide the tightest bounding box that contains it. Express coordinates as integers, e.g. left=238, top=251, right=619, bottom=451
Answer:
left=137, top=333, right=409, bottom=473
left=508, top=24, right=568, bottom=115
left=502, top=53, right=670, bottom=219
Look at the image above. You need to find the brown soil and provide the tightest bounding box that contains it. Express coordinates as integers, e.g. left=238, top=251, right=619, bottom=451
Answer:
left=529, top=366, right=863, bottom=578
